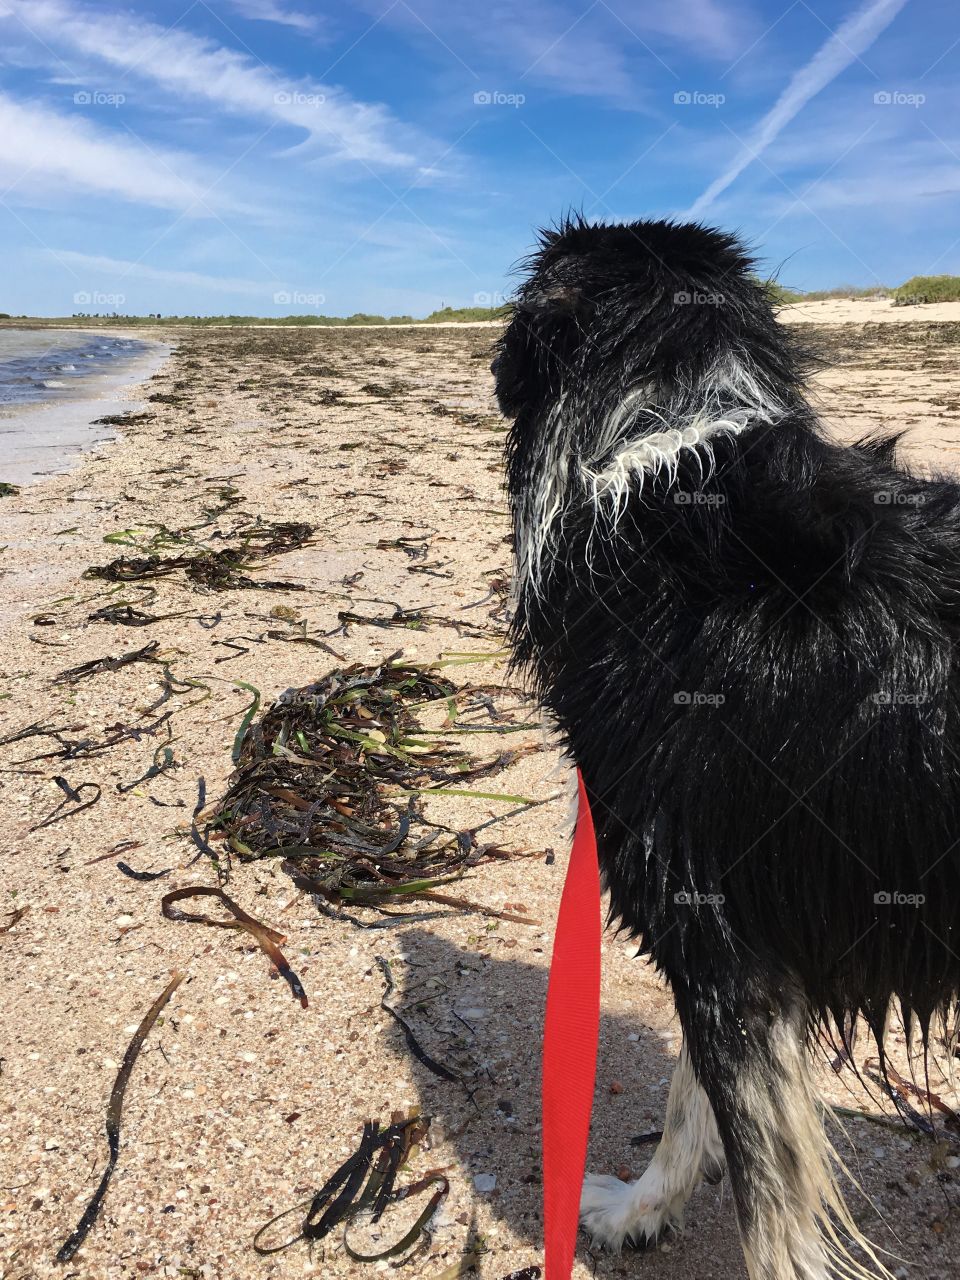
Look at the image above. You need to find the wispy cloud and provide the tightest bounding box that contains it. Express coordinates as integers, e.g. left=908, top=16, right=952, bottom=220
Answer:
left=0, top=0, right=421, bottom=169
left=225, top=0, right=322, bottom=34
left=606, top=0, right=744, bottom=61
left=0, top=91, right=245, bottom=213
left=48, top=249, right=275, bottom=294
left=686, top=0, right=910, bottom=217
left=352, top=0, right=745, bottom=102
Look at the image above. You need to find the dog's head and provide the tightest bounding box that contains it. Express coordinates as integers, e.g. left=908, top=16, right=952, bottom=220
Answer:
left=494, top=216, right=794, bottom=425
left=494, top=218, right=806, bottom=594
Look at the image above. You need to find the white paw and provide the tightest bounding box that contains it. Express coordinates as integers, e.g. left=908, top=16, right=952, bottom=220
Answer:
left=580, top=1169, right=683, bottom=1252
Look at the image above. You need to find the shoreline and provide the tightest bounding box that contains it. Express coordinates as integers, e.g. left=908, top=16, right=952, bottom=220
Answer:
left=0, top=337, right=172, bottom=488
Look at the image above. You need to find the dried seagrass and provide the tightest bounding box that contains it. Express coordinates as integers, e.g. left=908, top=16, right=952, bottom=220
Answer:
left=84, top=520, right=313, bottom=591
left=211, top=657, right=537, bottom=919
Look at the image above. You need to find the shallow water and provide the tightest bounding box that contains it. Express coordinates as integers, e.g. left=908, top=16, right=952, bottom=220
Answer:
left=0, top=329, right=170, bottom=485
left=0, top=329, right=150, bottom=407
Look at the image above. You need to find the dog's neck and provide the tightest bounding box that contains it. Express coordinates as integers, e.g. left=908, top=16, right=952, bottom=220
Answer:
left=513, top=353, right=789, bottom=598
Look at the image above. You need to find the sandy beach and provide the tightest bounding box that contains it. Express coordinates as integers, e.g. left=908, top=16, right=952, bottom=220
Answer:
left=2, top=316, right=959, bottom=1280
left=781, top=297, right=960, bottom=325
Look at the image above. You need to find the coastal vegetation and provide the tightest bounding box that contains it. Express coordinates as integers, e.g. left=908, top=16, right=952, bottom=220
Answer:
left=2, top=280, right=960, bottom=327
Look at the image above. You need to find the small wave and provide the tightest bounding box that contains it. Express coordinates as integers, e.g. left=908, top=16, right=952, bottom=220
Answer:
left=42, top=379, right=67, bottom=388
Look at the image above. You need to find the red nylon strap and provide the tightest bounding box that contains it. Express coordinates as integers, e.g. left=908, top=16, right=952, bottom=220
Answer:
left=542, top=768, right=601, bottom=1279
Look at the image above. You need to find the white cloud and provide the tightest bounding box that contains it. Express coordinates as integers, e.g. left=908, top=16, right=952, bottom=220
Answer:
left=0, top=0, right=419, bottom=169
left=225, top=1, right=321, bottom=34
left=0, top=91, right=246, bottom=213
left=686, top=0, right=910, bottom=217
left=48, top=249, right=274, bottom=294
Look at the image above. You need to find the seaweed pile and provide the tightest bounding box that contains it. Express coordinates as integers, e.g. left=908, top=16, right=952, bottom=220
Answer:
left=84, top=519, right=314, bottom=591
left=211, top=656, right=539, bottom=922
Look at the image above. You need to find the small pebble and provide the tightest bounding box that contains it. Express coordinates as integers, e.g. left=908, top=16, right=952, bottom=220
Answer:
left=474, top=1173, right=497, bottom=1193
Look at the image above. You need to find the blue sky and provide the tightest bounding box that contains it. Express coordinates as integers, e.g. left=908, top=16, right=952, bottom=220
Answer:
left=0, top=0, right=956, bottom=316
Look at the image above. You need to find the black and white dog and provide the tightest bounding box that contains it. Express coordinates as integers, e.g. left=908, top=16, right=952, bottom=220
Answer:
left=493, top=216, right=960, bottom=1279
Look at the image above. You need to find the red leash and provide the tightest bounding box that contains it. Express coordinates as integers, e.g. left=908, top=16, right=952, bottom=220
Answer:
left=542, top=769, right=601, bottom=1279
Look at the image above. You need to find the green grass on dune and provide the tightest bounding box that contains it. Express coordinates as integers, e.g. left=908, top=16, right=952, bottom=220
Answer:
left=894, top=276, right=960, bottom=306
left=765, top=282, right=894, bottom=304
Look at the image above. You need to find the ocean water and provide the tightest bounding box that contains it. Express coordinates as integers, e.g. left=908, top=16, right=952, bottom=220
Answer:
left=0, top=329, right=170, bottom=486
left=0, top=330, right=150, bottom=407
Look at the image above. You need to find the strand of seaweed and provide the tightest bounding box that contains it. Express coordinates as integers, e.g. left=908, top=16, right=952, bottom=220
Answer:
left=252, top=1114, right=448, bottom=1265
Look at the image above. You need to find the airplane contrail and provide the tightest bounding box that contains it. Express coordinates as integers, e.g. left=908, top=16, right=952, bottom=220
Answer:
left=686, top=0, right=910, bottom=218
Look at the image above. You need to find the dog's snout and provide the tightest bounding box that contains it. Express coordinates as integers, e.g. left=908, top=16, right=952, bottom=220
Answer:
left=490, top=354, right=501, bottom=377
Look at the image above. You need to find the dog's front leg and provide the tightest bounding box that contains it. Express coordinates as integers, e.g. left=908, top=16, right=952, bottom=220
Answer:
left=580, top=1042, right=724, bottom=1250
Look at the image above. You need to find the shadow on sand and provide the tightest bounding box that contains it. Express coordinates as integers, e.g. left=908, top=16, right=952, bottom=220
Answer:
left=385, top=927, right=746, bottom=1279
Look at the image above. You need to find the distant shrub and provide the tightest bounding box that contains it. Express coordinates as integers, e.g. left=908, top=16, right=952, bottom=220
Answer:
left=894, top=275, right=960, bottom=306
left=422, top=304, right=508, bottom=323
left=767, top=283, right=892, bottom=304
left=802, top=285, right=892, bottom=301
left=762, top=280, right=803, bottom=305
left=0, top=312, right=10, bottom=319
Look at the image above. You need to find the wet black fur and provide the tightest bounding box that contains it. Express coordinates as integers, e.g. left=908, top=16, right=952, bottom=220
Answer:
left=495, top=216, right=960, bottom=1254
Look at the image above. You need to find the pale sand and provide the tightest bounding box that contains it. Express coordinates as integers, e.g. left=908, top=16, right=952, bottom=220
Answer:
left=1, top=320, right=958, bottom=1280
left=781, top=297, right=960, bottom=325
